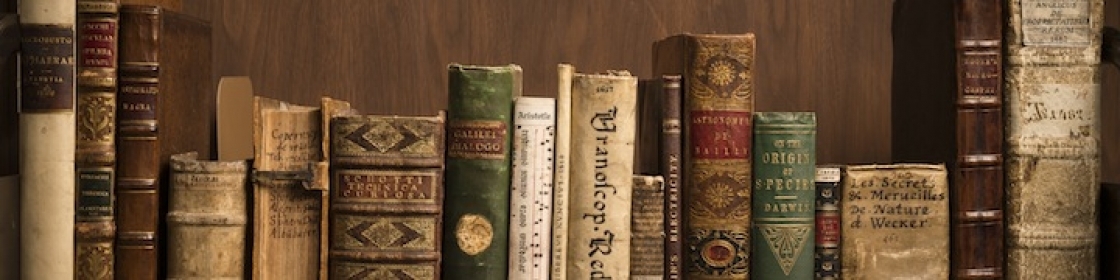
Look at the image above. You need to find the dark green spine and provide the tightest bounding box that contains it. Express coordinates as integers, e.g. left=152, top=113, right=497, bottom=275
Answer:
left=442, top=64, right=518, bottom=280
left=751, top=112, right=816, bottom=280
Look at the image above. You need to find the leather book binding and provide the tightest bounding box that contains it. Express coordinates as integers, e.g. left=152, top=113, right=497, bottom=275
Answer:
left=660, top=75, right=683, bottom=280
left=75, top=0, right=118, bottom=278
left=116, top=6, right=212, bottom=279
left=442, top=64, right=519, bottom=280
left=751, top=112, right=816, bottom=280
left=952, top=0, right=1005, bottom=278
left=19, top=0, right=78, bottom=277
left=654, top=33, right=755, bottom=280
left=813, top=166, right=842, bottom=280
left=328, top=112, right=445, bottom=280
left=166, top=152, right=249, bottom=279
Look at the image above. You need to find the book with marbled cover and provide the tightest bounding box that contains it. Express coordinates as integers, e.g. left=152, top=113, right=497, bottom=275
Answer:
left=654, top=33, right=755, bottom=280
left=1005, top=1, right=1102, bottom=278
left=329, top=112, right=445, bottom=280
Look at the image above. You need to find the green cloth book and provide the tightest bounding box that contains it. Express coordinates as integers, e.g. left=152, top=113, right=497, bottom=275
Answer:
left=751, top=112, right=816, bottom=280
left=441, top=64, right=520, bottom=280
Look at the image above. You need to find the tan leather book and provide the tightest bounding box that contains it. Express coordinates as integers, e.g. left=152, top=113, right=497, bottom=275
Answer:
left=550, top=64, right=573, bottom=280
left=19, top=0, right=77, bottom=278
left=252, top=97, right=330, bottom=280
left=74, top=0, right=118, bottom=279
left=840, top=164, right=949, bottom=279
left=565, top=68, right=637, bottom=280
left=329, top=112, right=445, bottom=279
left=166, top=152, right=248, bottom=279
left=1005, top=1, right=1102, bottom=279
left=116, top=5, right=212, bottom=279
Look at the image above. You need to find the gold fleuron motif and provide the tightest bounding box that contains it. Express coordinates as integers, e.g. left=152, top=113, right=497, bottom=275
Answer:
left=455, top=214, right=494, bottom=256
left=78, top=94, right=115, bottom=142
left=76, top=243, right=113, bottom=279
left=759, top=224, right=812, bottom=276
left=690, top=36, right=754, bottom=106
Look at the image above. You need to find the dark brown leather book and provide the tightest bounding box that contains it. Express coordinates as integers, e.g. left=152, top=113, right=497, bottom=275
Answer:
left=659, top=75, right=683, bottom=280
left=329, top=112, right=445, bottom=280
left=653, top=34, right=755, bottom=280
left=0, top=12, right=21, bottom=280
left=75, top=1, right=118, bottom=279
left=951, top=0, right=1003, bottom=278
left=116, top=5, right=212, bottom=280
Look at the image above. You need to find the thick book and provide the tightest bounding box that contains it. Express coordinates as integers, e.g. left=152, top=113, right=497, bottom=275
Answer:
left=653, top=33, right=755, bottom=280
left=116, top=6, right=212, bottom=279
left=166, top=152, right=249, bottom=279
left=329, top=112, right=445, bottom=280
left=840, top=164, right=949, bottom=279
left=551, top=64, right=573, bottom=280
left=951, top=0, right=1006, bottom=278
left=19, top=0, right=78, bottom=278
left=252, top=97, right=331, bottom=280
left=751, top=112, right=816, bottom=280
left=508, top=97, right=554, bottom=280
left=660, top=75, right=683, bottom=280
left=75, top=0, right=118, bottom=279
left=632, top=175, right=665, bottom=280
left=442, top=64, right=520, bottom=280
left=1005, top=0, right=1102, bottom=278
left=813, top=167, right=841, bottom=280
left=566, top=69, right=637, bottom=280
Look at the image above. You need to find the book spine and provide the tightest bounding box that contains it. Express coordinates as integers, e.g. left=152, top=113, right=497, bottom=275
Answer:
left=508, top=97, right=555, bottom=280
left=631, top=175, right=665, bottom=279
left=660, top=75, right=683, bottom=280
left=443, top=64, right=518, bottom=280
left=251, top=97, right=326, bottom=280
left=166, top=152, right=248, bottom=279
left=75, top=1, right=118, bottom=279
left=0, top=175, right=18, bottom=279
left=953, top=0, right=1004, bottom=278
left=751, top=112, right=816, bottom=279
left=684, top=34, right=754, bottom=280
left=1005, top=1, right=1102, bottom=279
left=328, top=114, right=445, bottom=280
left=813, top=167, right=841, bottom=280
left=566, top=71, right=637, bottom=280
left=840, top=164, right=949, bottom=279
left=19, top=0, right=77, bottom=277
left=116, top=6, right=160, bottom=279
left=550, top=64, right=573, bottom=280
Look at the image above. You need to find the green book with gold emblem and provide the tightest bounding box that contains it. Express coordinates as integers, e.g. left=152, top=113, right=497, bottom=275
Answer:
left=441, top=64, right=520, bottom=280
left=751, top=112, right=816, bottom=280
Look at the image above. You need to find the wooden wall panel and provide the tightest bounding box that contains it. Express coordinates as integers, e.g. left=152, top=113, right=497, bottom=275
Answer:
left=186, top=0, right=893, bottom=164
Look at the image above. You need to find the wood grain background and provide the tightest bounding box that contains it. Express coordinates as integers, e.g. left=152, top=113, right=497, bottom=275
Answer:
left=1, top=0, right=1117, bottom=181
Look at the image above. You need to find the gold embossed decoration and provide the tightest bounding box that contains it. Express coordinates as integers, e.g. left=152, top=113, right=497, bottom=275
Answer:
left=690, top=36, right=754, bottom=105
left=455, top=214, right=493, bottom=256
left=76, top=244, right=113, bottom=279
left=339, top=216, right=435, bottom=250
left=361, top=120, right=405, bottom=153
left=759, top=224, right=812, bottom=276
left=338, top=117, right=440, bottom=157
left=78, top=94, right=115, bottom=142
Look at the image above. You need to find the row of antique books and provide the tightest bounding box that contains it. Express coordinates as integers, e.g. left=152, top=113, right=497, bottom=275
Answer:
left=6, top=0, right=1108, bottom=280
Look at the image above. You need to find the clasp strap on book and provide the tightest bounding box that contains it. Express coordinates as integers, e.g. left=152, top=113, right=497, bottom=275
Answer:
left=252, top=161, right=330, bottom=191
